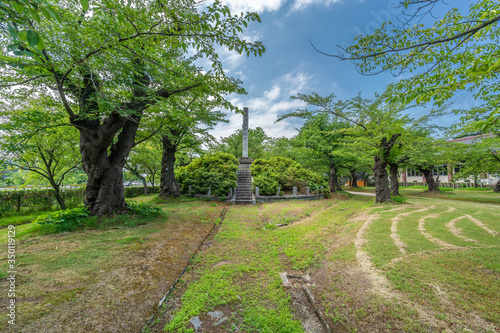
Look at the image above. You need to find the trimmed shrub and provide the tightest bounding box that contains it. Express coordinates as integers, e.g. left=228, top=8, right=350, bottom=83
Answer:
left=251, top=157, right=330, bottom=197
left=175, top=153, right=239, bottom=197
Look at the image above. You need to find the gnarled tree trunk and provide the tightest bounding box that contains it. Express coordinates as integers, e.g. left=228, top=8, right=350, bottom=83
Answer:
left=374, top=134, right=401, bottom=203
left=328, top=162, right=339, bottom=192
left=79, top=114, right=140, bottom=216
left=494, top=179, right=500, bottom=193
left=419, top=167, right=440, bottom=192
left=374, top=155, right=391, bottom=202
left=389, top=162, right=400, bottom=196
left=159, top=136, right=180, bottom=197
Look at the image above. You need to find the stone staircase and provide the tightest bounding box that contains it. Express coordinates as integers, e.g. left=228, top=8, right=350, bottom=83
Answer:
left=235, top=169, right=254, bottom=204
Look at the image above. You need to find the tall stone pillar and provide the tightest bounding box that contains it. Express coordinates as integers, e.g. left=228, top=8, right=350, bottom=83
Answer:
left=242, top=107, right=249, bottom=158
left=234, top=107, right=254, bottom=204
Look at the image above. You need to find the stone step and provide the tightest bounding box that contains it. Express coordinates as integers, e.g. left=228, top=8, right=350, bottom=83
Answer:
left=234, top=200, right=254, bottom=204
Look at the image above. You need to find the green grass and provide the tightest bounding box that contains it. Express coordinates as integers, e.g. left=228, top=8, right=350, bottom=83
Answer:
left=0, top=198, right=225, bottom=330
left=362, top=197, right=500, bottom=329
left=0, top=211, right=52, bottom=228
left=400, top=187, right=500, bottom=204
left=164, top=196, right=372, bottom=332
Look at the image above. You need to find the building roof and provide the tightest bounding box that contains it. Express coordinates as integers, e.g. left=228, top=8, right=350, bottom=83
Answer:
left=447, top=133, right=495, bottom=144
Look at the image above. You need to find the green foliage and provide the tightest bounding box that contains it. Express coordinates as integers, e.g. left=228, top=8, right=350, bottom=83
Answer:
left=251, top=157, right=329, bottom=196
left=391, top=195, right=407, bottom=204
left=124, top=186, right=155, bottom=198
left=0, top=188, right=85, bottom=216
left=210, top=127, right=271, bottom=159
left=125, top=201, right=162, bottom=216
left=253, top=174, right=280, bottom=196
left=341, top=0, right=500, bottom=129
left=35, top=205, right=89, bottom=233
left=175, top=153, right=238, bottom=197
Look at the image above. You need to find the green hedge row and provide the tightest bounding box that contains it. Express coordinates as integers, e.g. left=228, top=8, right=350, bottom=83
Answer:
left=0, top=186, right=154, bottom=216
left=175, top=153, right=238, bottom=197
left=251, top=157, right=330, bottom=197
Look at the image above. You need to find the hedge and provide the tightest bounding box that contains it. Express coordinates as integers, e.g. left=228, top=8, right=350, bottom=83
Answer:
left=175, top=153, right=239, bottom=197
left=251, top=157, right=330, bottom=197
left=0, top=186, right=155, bottom=216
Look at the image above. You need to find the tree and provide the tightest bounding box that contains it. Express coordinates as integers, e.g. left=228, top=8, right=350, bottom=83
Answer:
left=156, top=93, right=227, bottom=198
left=280, top=113, right=357, bottom=192
left=0, top=96, right=80, bottom=209
left=403, top=135, right=449, bottom=192
left=125, top=143, right=161, bottom=194
left=212, top=127, right=271, bottom=160
left=447, top=127, right=500, bottom=192
left=0, top=0, right=265, bottom=215
left=319, top=0, right=500, bottom=129
left=285, top=92, right=411, bottom=203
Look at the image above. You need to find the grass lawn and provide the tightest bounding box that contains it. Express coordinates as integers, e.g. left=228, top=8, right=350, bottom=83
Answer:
left=1, top=193, right=498, bottom=332
left=0, top=196, right=225, bottom=333
left=345, top=185, right=500, bottom=204
left=146, top=194, right=499, bottom=333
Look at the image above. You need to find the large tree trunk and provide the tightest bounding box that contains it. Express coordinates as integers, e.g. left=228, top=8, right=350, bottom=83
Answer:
left=328, top=162, right=338, bottom=192
left=80, top=116, right=139, bottom=216
left=374, top=155, right=391, bottom=203
left=494, top=179, right=500, bottom=193
left=374, top=134, right=401, bottom=203
left=389, top=162, right=400, bottom=196
left=420, top=167, right=440, bottom=192
left=159, top=136, right=180, bottom=197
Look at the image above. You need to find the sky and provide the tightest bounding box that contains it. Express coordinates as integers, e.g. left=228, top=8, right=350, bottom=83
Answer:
left=205, top=0, right=468, bottom=140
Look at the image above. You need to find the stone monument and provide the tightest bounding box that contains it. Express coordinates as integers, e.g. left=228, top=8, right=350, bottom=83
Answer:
left=234, top=107, right=255, bottom=204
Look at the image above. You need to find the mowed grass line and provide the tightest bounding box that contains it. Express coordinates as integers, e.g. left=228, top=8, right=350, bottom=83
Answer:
left=363, top=207, right=427, bottom=268
left=163, top=196, right=372, bottom=333
left=363, top=198, right=500, bottom=330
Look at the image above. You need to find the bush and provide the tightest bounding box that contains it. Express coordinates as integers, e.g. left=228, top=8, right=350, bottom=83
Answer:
left=124, top=186, right=156, bottom=198
left=126, top=201, right=162, bottom=216
left=0, top=188, right=85, bottom=216
left=253, top=174, right=280, bottom=196
left=251, top=157, right=330, bottom=197
left=391, top=195, right=407, bottom=204
left=35, top=205, right=90, bottom=233
left=176, top=153, right=238, bottom=197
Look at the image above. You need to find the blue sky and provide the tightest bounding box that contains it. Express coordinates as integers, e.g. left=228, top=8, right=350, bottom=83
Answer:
left=207, top=0, right=468, bottom=140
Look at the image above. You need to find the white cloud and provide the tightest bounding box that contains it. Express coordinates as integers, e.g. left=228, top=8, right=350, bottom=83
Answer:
left=210, top=70, right=316, bottom=139
left=264, top=85, right=281, bottom=101
left=211, top=0, right=342, bottom=14
left=290, top=0, right=342, bottom=12
left=219, top=32, right=262, bottom=74
left=218, top=0, right=284, bottom=14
